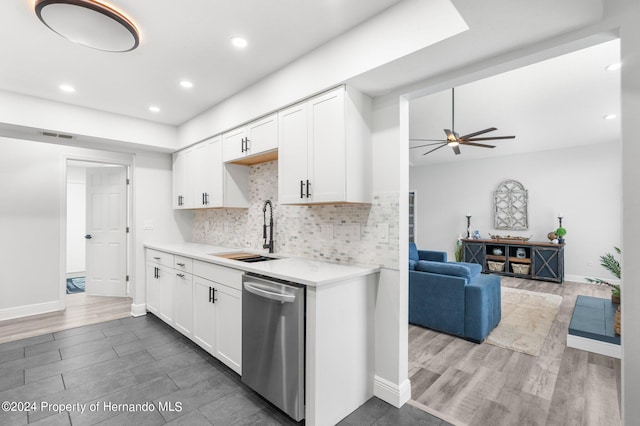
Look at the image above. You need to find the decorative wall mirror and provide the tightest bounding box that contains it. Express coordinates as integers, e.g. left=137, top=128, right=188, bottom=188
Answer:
left=494, top=179, right=528, bottom=230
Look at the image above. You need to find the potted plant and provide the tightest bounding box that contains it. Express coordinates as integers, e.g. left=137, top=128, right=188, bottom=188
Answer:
left=455, top=238, right=463, bottom=262
left=587, top=247, right=621, bottom=304
left=556, top=227, right=567, bottom=244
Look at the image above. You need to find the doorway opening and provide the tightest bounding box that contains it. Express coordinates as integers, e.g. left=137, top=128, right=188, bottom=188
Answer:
left=65, top=160, right=131, bottom=305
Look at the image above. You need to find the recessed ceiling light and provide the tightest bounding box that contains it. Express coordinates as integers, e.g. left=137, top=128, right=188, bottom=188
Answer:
left=34, top=0, right=140, bottom=52
left=605, top=63, right=622, bottom=71
left=179, top=80, right=194, bottom=89
left=148, top=105, right=160, bottom=113
left=230, top=36, right=248, bottom=49
left=603, top=114, right=617, bottom=120
left=59, top=84, right=75, bottom=93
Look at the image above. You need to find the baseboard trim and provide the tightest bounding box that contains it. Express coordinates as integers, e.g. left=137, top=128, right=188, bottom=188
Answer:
left=0, top=300, right=61, bottom=321
left=567, top=333, right=621, bottom=359
left=373, top=375, right=411, bottom=408
left=130, top=303, right=147, bottom=317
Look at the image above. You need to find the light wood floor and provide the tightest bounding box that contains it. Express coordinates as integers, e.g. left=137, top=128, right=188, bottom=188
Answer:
left=409, top=277, right=622, bottom=426
left=0, top=293, right=132, bottom=344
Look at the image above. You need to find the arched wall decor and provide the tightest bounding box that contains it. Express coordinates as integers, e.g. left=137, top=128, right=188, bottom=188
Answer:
left=494, top=179, right=528, bottom=230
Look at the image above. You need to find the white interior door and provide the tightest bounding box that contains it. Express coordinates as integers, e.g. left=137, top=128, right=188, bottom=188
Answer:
left=85, top=166, right=128, bottom=296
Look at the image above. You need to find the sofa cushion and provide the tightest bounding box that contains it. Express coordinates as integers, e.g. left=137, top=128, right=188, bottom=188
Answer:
left=449, top=261, right=482, bottom=277
left=409, top=259, right=417, bottom=270
left=416, top=260, right=472, bottom=280
left=409, top=242, right=419, bottom=262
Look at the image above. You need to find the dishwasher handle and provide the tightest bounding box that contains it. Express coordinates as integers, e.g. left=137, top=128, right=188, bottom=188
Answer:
left=243, top=281, right=296, bottom=303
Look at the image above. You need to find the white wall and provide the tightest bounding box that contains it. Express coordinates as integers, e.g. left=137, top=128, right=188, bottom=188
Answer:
left=410, top=143, right=622, bottom=282
left=66, top=166, right=86, bottom=274
left=0, top=136, right=190, bottom=320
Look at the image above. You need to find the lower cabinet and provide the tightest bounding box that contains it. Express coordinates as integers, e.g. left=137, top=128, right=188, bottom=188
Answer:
left=146, top=249, right=242, bottom=375
left=192, top=275, right=242, bottom=375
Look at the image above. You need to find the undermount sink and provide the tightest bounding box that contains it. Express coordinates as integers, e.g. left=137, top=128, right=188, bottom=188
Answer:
left=211, top=252, right=279, bottom=263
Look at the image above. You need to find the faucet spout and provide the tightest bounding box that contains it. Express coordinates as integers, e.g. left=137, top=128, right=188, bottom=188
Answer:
left=262, top=200, right=274, bottom=253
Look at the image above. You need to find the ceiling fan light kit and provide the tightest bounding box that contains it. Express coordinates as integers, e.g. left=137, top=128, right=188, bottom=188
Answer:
left=34, top=0, right=140, bottom=52
left=410, top=88, right=515, bottom=156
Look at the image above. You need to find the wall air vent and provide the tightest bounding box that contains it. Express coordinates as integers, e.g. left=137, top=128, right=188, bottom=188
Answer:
left=40, top=131, right=74, bottom=139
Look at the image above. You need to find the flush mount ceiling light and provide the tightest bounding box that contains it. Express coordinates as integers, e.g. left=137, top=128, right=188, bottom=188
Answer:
left=230, top=36, right=248, bottom=49
left=603, top=113, right=617, bottom=120
left=605, top=63, right=622, bottom=71
left=34, top=0, right=140, bottom=52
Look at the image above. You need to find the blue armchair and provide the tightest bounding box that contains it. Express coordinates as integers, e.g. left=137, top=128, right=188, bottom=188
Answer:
left=408, top=243, right=501, bottom=343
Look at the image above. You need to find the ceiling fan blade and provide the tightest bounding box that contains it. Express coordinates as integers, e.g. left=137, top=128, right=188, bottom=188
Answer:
left=409, top=138, right=447, bottom=142
left=409, top=142, right=447, bottom=149
left=444, top=129, right=455, bottom=140
left=461, top=142, right=496, bottom=148
left=452, top=145, right=461, bottom=155
left=458, top=127, right=497, bottom=140
left=421, top=143, right=448, bottom=156
left=465, top=135, right=515, bottom=141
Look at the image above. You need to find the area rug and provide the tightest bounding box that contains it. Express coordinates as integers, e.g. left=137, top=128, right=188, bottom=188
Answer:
left=486, top=286, right=562, bottom=356
left=66, top=277, right=86, bottom=294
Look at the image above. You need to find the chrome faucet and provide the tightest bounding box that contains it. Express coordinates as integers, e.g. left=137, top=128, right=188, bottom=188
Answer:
left=262, top=200, right=274, bottom=253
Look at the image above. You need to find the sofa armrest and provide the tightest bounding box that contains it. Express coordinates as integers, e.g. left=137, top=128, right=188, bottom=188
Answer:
left=464, top=274, right=501, bottom=342
left=418, top=250, right=447, bottom=262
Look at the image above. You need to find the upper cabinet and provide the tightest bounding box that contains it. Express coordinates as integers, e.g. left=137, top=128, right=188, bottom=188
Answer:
left=173, top=137, right=249, bottom=210
left=223, top=113, right=278, bottom=165
left=278, top=86, right=372, bottom=204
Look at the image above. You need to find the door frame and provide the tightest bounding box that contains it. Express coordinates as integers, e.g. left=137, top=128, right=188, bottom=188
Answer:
left=60, top=154, right=133, bottom=310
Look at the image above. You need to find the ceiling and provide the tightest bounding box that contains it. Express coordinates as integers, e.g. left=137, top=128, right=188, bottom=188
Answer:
left=0, top=0, right=399, bottom=126
left=408, top=38, right=620, bottom=167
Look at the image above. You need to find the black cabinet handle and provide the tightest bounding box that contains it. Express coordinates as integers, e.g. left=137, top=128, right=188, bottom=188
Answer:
left=209, top=286, right=213, bottom=303
left=154, top=266, right=158, bottom=279
left=84, top=234, right=92, bottom=239
left=176, top=273, right=185, bottom=278
left=300, top=180, right=304, bottom=199
left=212, top=288, right=218, bottom=303
left=241, top=137, right=246, bottom=153
left=178, top=195, right=183, bottom=206
left=204, top=193, right=209, bottom=205
left=306, top=180, right=311, bottom=198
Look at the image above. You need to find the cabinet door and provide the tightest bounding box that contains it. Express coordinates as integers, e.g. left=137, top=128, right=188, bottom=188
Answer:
left=532, top=247, right=563, bottom=282
left=193, top=137, right=223, bottom=207
left=222, top=126, right=247, bottom=162
left=174, top=272, right=193, bottom=337
left=146, top=263, right=161, bottom=315
left=173, top=150, right=188, bottom=209
left=192, top=276, right=216, bottom=355
left=463, top=242, right=485, bottom=269
left=308, top=87, right=346, bottom=203
left=157, top=264, right=174, bottom=324
left=215, top=284, right=242, bottom=374
left=246, top=113, right=277, bottom=155
left=278, top=102, right=309, bottom=204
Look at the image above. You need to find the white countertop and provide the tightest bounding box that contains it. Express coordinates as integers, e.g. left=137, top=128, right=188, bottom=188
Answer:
left=144, top=242, right=379, bottom=287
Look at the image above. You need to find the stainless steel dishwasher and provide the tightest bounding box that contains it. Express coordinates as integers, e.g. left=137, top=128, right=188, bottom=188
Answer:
left=241, top=273, right=305, bottom=421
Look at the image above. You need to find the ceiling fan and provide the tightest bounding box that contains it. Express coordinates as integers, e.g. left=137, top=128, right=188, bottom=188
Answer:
left=410, top=88, right=515, bottom=156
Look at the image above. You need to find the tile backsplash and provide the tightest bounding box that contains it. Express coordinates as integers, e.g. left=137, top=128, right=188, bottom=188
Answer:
left=192, top=160, right=399, bottom=268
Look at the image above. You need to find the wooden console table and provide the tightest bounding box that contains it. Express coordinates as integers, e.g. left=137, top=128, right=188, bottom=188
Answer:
left=462, top=238, right=564, bottom=283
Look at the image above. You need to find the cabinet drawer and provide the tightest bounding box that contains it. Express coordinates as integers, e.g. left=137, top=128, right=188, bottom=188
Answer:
left=147, top=249, right=174, bottom=268
left=193, top=260, right=243, bottom=291
left=174, top=256, right=193, bottom=273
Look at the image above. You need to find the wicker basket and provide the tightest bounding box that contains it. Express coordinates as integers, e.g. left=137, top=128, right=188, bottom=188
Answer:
left=512, top=264, right=530, bottom=275
left=615, top=306, right=621, bottom=335
left=487, top=261, right=505, bottom=272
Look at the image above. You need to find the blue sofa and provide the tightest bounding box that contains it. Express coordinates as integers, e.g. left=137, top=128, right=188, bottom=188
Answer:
left=409, top=243, right=501, bottom=343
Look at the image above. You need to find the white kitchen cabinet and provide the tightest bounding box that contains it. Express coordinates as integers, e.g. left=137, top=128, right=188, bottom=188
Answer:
left=223, top=113, right=278, bottom=164
left=172, top=147, right=195, bottom=209
left=146, top=262, right=161, bottom=315
left=173, top=270, right=193, bottom=337
left=146, top=262, right=174, bottom=323
left=173, top=137, right=249, bottom=209
left=278, top=86, right=372, bottom=204
left=192, top=268, right=242, bottom=375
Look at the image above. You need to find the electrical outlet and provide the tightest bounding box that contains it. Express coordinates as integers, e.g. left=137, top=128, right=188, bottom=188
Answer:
left=377, top=223, right=389, bottom=243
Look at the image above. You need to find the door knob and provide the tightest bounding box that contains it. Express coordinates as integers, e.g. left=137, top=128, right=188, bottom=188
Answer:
left=84, top=234, right=92, bottom=239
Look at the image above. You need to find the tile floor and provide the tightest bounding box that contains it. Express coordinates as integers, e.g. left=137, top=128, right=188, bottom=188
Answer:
left=0, top=314, right=449, bottom=425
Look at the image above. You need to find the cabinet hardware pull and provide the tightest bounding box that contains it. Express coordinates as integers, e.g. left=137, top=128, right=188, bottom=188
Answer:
left=178, top=195, right=183, bottom=206
left=154, top=267, right=159, bottom=279
left=176, top=273, right=185, bottom=278
left=241, top=137, right=246, bottom=153
left=153, top=256, right=161, bottom=260
left=209, top=286, right=213, bottom=303
left=306, top=180, right=311, bottom=198
left=177, top=262, right=185, bottom=267
left=300, top=180, right=304, bottom=198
